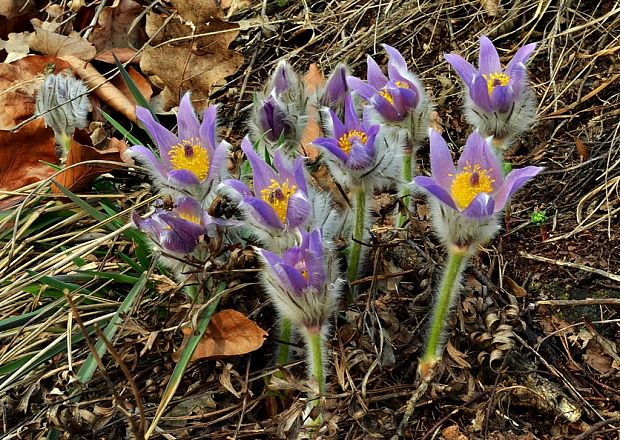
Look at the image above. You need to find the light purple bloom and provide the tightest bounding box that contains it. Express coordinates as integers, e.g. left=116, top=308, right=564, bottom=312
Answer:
left=132, top=196, right=207, bottom=255
left=414, top=130, right=542, bottom=219
left=257, top=229, right=341, bottom=330
left=221, top=137, right=310, bottom=242
left=130, top=93, right=230, bottom=195
left=313, top=94, right=380, bottom=171
left=255, top=96, right=293, bottom=143
left=347, top=45, right=423, bottom=123
left=445, top=36, right=536, bottom=114
left=319, top=64, right=349, bottom=111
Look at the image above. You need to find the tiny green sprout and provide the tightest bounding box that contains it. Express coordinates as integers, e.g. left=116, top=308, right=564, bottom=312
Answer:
left=530, top=209, right=548, bottom=226
left=502, top=161, right=513, bottom=175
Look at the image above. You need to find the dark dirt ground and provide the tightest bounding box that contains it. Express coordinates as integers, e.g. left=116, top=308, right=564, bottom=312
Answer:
left=1, top=0, right=620, bottom=439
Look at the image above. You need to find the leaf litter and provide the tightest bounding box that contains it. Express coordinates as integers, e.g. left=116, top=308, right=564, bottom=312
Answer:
left=0, top=1, right=619, bottom=439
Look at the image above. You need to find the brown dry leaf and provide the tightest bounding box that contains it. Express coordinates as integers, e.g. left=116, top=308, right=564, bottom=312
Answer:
left=61, top=55, right=138, bottom=122
left=140, top=0, right=244, bottom=111
left=575, top=137, right=588, bottom=161
left=442, top=425, right=468, bottom=440
left=51, top=131, right=127, bottom=193
left=0, top=0, right=34, bottom=19
left=174, top=309, right=267, bottom=362
left=300, top=63, right=324, bottom=160
left=479, top=0, right=500, bottom=16
left=29, top=20, right=96, bottom=61
left=583, top=344, right=613, bottom=375
left=0, top=31, right=31, bottom=63
left=446, top=340, right=471, bottom=369
left=503, top=275, right=527, bottom=297
left=0, top=56, right=72, bottom=129
left=110, top=66, right=152, bottom=105
left=0, top=118, right=58, bottom=191
left=94, top=48, right=140, bottom=64
left=88, top=0, right=146, bottom=52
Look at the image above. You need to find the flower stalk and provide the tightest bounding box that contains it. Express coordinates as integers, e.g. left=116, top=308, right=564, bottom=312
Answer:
left=348, top=187, right=366, bottom=282
left=301, top=326, right=326, bottom=425
left=276, top=316, right=293, bottom=367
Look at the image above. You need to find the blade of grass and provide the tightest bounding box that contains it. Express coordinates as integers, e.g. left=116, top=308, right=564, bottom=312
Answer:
left=99, top=108, right=142, bottom=146
left=77, top=271, right=148, bottom=383
left=113, top=52, right=157, bottom=120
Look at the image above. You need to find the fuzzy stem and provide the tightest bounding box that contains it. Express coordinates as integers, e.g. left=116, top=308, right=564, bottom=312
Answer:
left=302, top=327, right=325, bottom=424
left=276, top=317, right=293, bottom=367
left=348, top=187, right=366, bottom=283
left=397, top=150, right=413, bottom=227
left=421, top=246, right=470, bottom=373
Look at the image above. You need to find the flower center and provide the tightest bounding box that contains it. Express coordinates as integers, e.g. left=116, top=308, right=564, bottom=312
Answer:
left=450, top=163, right=495, bottom=210
left=168, top=139, right=210, bottom=181
left=482, top=72, right=510, bottom=95
left=338, top=130, right=367, bottom=155
left=378, top=81, right=410, bottom=105
left=259, top=178, right=297, bottom=223
left=178, top=212, right=202, bottom=224
left=294, top=259, right=309, bottom=281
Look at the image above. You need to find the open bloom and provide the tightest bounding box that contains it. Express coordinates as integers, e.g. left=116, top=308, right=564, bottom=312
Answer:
left=132, top=196, right=207, bottom=255
left=257, top=229, right=341, bottom=330
left=314, top=94, right=402, bottom=190
left=414, top=130, right=542, bottom=245
left=221, top=137, right=310, bottom=251
left=445, top=36, right=537, bottom=146
left=130, top=93, right=230, bottom=198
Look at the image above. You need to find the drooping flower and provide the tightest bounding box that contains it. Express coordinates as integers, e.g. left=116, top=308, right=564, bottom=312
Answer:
left=130, top=93, right=230, bottom=199
left=347, top=44, right=430, bottom=144
left=221, top=137, right=311, bottom=251
left=414, top=130, right=542, bottom=246
left=257, top=229, right=342, bottom=331
left=249, top=61, right=309, bottom=155
left=132, top=196, right=207, bottom=255
left=313, top=94, right=403, bottom=190
left=445, top=36, right=537, bottom=148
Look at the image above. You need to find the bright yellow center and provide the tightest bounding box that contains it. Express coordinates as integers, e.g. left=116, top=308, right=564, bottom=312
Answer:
left=482, top=72, right=510, bottom=95
left=450, top=163, right=495, bottom=210
left=178, top=212, right=201, bottom=224
left=378, top=81, right=410, bottom=105
left=338, top=130, right=367, bottom=155
left=168, top=139, right=210, bottom=181
left=259, top=178, right=297, bottom=223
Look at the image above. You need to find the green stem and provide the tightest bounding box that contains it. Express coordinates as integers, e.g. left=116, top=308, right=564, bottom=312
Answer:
left=422, top=247, right=469, bottom=366
left=348, top=187, right=366, bottom=283
left=302, top=327, right=325, bottom=424
left=276, top=317, right=293, bottom=367
left=397, top=151, right=413, bottom=227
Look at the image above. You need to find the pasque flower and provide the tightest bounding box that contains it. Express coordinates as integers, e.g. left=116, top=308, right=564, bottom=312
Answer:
left=414, top=130, right=542, bottom=246
left=130, top=93, right=230, bottom=198
left=221, top=137, right=311, bottom=251
left=445, top=36, right=537, bottom=148
left=132, top=196, right=207, bottom=255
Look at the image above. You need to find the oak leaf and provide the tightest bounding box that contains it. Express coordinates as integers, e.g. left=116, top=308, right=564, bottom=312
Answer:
left=174, top=309, right=268, bottom=362
left=88, top=0, right=146, bottom=52
left=29, top=19, right=96, bottom=61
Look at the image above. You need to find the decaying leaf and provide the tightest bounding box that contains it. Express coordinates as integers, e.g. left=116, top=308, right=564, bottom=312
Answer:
left=300, top=63, right=323, bottom=160
left=0, top=0, right=34, bottom=20
left=575, top=137, right=588, bottom=161
left=0, top=31, right=31, bottom=63
left=29, top=19, right=97, bottom=61
left=140, top=0, right=244, bottom=110
left=0, top=118, right=58, bottom=191
left=88, top=0, right=146, bottom=52
left=110, top=66, right=153, bottom=105
left=51, top=131, right=128, bottom=193
left=174, top=309, right=267, bottom=362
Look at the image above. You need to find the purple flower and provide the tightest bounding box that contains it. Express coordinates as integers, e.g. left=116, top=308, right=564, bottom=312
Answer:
left=313, top=94, right=380, bottom=171
left=254, top=96, right=294, bottom=143
left=132, top=196, right=207, bottom=255
left=319, top=64, right=349, bottom=110
left=414, top=130, right=542, bottom=219
left=221, top=137, right=310, bottom=244
left=257, top=229, right=341, bottom=330
left=348, top=45, right=424, bottom=123
left=130, top=93, right=230, bottom=195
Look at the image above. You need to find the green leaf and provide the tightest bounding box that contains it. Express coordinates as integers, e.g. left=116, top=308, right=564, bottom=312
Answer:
left=99, top=108, right=142, bottom=146
left=77, top=272, right=148, bottom=383
left=113, top=52, right=157, bottom=120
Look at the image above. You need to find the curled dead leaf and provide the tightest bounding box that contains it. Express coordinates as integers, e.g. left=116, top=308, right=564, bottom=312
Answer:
left=88, top=0, right=146, bottom=52
left=173, top=309, right=267, bottom=362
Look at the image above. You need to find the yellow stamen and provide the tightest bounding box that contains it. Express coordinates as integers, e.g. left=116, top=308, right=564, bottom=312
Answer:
left=378, top=81, right=410, bottom=105
left=178, top=212, right=201, bottom=224
left=482, top=72, right=510, bottom=95
left=168, top=139, right=210, bottom=181
left=450, top=163, right=495, bottom=210
left=259, top=178, right=297, bottom=223
left=338, top=130, right=368, bottom=155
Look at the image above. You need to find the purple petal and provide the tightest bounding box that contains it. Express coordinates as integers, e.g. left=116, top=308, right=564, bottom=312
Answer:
left=240, top=137, right=277, bottom=192
left=129, top=145, right=168, bottom=177
left=397, top=86, right=419, bottom=110
left=346, top=140, right=374, bottom=170
left=347, top=76, right=377, bottom=100
left=168, top=169, right=202, bottom=186
left=313, top=137, right=348, bottom=162
left=175, top=196, right=203, bottom=220
left=259, top=248, right=281, bottom=269
left=383, top=44, right=408, bottom=78
left=444, top=53, right=477, bottom=88
left=272, top=61, right=294, bottom=94
left=506, top=42, right=537, bottom=74
left=470, top=74, right=492, bottom=112
left=245, top=197, right=284, bottom=229
left=304, top=249, right=326, bottom=289
left=136, top=106, right=179, bottom=166
left=493, top=166, right=543, bottom=212
left=461, top=192, right=495, bottom=219
left=206, top=141, right=229, bottom=184
left=478, top=35, right=502, bottom=75
left=177, top=93, right=201, bottom=140
left=322, top=65, right=348, bottom=105
left=159, top=214, right=205, bottom=254
left=343, top=94, right=363, bottom=132
left=366, top=56, right=388, bottom=89
left=429, top=130, right=456, bottom=189
left=490, top=85, right=513, bottom=113
left=370, top=94, right=400, bottom=121
left=414, top=176, right=458, bottom=210
left=285, top=192, right=311, bottom=228
left=199, top=104, right=218, bottom=150
left=327, top=108, right=346, bottom=139
left=292, top=156, right=309, bottom=195
left=305, top=229, right=323, bottom=255
left=279, top=263, right=308, bottom=296
left=222, top=178, right=252, bottom=197
left=457, top=132, right=495, bottom=175
left=508, top=64, right=527, bottom=97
